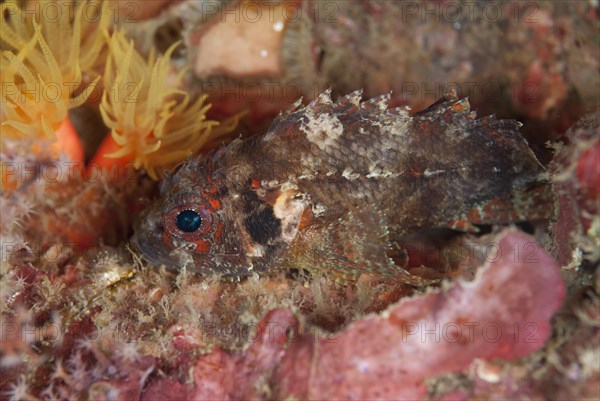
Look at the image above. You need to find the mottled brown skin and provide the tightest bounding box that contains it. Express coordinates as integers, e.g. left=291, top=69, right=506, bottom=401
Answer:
left=133, top=90, right=547, bottom=284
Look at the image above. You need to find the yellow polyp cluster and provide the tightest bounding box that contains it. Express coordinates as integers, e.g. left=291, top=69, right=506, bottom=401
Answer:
left=1, top=0, right=241, bottom=181
left=100, top=29, right=240, bottom=179
left=0, top=0, right=110, bottom=142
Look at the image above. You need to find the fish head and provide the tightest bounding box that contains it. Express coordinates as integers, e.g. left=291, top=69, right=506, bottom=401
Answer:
left=132, top=147, right=307, bottom=277
left=132, top=150, right=243, bottom=275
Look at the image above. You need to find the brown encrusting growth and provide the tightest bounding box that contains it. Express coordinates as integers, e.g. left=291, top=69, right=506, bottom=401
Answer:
left=551, top=109, right=600, bottom=268
left=124, top=0, right=599, bottom=144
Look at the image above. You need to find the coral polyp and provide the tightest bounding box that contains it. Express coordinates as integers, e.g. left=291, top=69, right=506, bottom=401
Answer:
left=99, top=29, right=239, bottom=179
left=0, top=0, right=109, bottom=141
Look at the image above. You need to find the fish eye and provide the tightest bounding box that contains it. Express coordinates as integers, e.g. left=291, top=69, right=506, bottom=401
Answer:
left=163, top=193, right=219, bottom=244
left=176, top=210, right=202, bottom=232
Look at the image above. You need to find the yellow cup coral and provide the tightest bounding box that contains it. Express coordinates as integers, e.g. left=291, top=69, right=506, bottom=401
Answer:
left=98, top=29, right=241, bottom=180
left=0, top=0, right=110, bottom=143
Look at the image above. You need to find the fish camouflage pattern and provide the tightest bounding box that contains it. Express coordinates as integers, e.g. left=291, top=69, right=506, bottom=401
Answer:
left=133, top=89, right=551, bottom=285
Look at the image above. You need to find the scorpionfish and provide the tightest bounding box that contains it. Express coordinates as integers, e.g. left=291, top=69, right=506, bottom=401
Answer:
left=133, top=89, right=551, bottom=284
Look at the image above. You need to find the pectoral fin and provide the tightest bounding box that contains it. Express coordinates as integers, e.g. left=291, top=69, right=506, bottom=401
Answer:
left=286, top=208, right=438, bottom=286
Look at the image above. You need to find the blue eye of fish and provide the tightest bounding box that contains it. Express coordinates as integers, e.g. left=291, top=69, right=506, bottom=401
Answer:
left=176, top=210, right=202, bottom=232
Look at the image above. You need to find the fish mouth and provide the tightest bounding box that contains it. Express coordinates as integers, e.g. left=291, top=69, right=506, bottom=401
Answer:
left=131, top=232, right=197, bottom=270
left=130, top=231, right=171, bottom=268
left=130, top=211, right=184, bottom=269
left=130, top=232, right=161, bottom=266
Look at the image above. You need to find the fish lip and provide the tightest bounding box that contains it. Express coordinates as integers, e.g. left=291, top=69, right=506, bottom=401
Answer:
left=129, top=232, right=164, bottom=267
left=130, top=235, right=183, bottom=268
left=131, top=217, right=181, bottom=268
